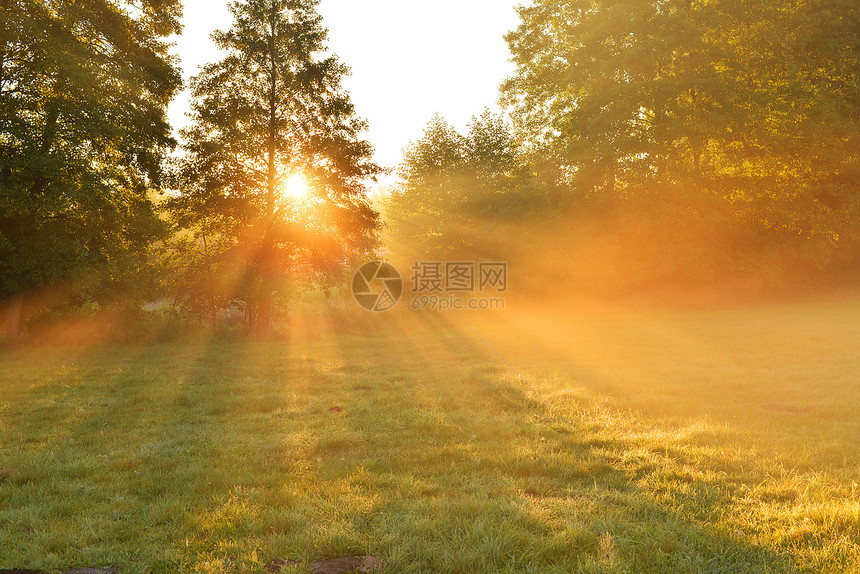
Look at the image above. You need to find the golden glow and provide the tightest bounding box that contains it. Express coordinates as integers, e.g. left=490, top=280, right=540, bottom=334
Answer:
left=284, top=173, right=310, bottom=201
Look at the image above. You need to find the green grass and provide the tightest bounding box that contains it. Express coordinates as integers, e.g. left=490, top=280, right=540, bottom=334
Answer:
left=1, top=298, right=859, bottom=573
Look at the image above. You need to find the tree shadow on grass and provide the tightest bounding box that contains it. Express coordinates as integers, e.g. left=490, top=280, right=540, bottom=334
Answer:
left=305, top=318, right=817, bottom=573
left=0, top=341, right=254, bottom=573
left=0, top=330, right=846, bottom=573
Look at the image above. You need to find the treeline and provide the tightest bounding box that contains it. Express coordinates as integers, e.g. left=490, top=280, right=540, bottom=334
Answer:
left=387, top=0, right=859, bottom=298
left=1, top=0, right=378, bottom=340
left=1, top=0, right=858, bottom=341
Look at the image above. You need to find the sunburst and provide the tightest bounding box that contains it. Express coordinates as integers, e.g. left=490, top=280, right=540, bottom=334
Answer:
left=283, top=173, right=310, bottom=201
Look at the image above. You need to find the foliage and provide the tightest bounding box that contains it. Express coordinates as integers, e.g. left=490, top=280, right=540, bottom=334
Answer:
left=169, top=0, right=380, bottom=328
left=385, top=111, right=537, bottom=259
left=502, top=0, right=860, bottom=256
left=0, top=0, right=181, bottom=318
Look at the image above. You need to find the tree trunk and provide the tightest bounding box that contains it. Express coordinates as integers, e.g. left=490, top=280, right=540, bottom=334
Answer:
left=4, top=293, right=24, bottom=341
left=692, top=146, right=702, bottom=178
left=0, top=0, right=9, bottom=91
left=247, top=300, right=257, bottom=333
left=257, top=295, right=271, bottom=334
left=30, top=72, right=66, bottom=195
left=257, top=0, right=279, bottom=334
left=605, top=157, right=616, bottom=195
left=690, top=88, right=704, bottom=181
left=653, top=104, right=667, bottom=182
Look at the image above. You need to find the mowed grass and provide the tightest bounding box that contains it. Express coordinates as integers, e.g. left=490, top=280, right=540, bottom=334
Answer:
left=0, top=297, right=859, bottom=573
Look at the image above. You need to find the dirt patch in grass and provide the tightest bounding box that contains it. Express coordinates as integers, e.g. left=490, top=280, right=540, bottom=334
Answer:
left=267, top=556, right=384, bottom=573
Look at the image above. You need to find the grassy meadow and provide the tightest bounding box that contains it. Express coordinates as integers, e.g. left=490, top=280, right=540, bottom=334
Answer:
left=0, top=297, right=859, bottom=573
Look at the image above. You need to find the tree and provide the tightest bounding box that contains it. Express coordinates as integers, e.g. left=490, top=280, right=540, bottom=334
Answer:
left=502, top=0, right=735, bottom=192
left=385, top=112, right=534, bottom=259
left=502, top=0, right=859, bottom=256
left=0, top=0, right=182, bottom=338
left=170, top=0, right=380, bottom=330
left=712, top=0, right=860, bottom=245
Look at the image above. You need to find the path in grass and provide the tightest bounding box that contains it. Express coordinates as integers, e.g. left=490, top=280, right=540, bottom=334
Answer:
left=0, top=299, right=858, bottom=573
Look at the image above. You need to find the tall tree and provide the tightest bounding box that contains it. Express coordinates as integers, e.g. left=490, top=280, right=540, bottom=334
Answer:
left=0, top=0, right=182, bottom=338
left=170, top=0, right=380, bottom=329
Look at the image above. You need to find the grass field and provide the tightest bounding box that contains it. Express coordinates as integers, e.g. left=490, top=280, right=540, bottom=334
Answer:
left=1, top=297, right=859, bottom=573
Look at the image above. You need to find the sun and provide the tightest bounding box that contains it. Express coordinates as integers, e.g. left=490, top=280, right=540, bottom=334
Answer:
left=283, top=173, right=310, bottom=200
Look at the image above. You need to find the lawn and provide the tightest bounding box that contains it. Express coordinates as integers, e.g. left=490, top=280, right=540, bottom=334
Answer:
left=0, top=297, right=859, bottom=573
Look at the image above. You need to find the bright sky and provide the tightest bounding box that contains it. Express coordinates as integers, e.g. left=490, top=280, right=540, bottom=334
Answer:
left=167, top=0, right=522, bottom=171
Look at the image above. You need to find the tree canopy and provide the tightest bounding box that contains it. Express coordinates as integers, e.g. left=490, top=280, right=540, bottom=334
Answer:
left=2, top=0, right=859, bottom=338
left=502, top=0, right=860, bottom=251
left=385, top=112, right=535, bottom=259
left=0, top=0, right=183, bottom=334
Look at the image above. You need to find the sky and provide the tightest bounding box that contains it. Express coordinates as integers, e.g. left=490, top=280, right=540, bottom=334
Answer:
left=167, top=0, right=523, bottom=171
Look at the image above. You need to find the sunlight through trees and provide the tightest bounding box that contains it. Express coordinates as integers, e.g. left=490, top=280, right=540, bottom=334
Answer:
left=166, top=0, right=381, bottom=330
